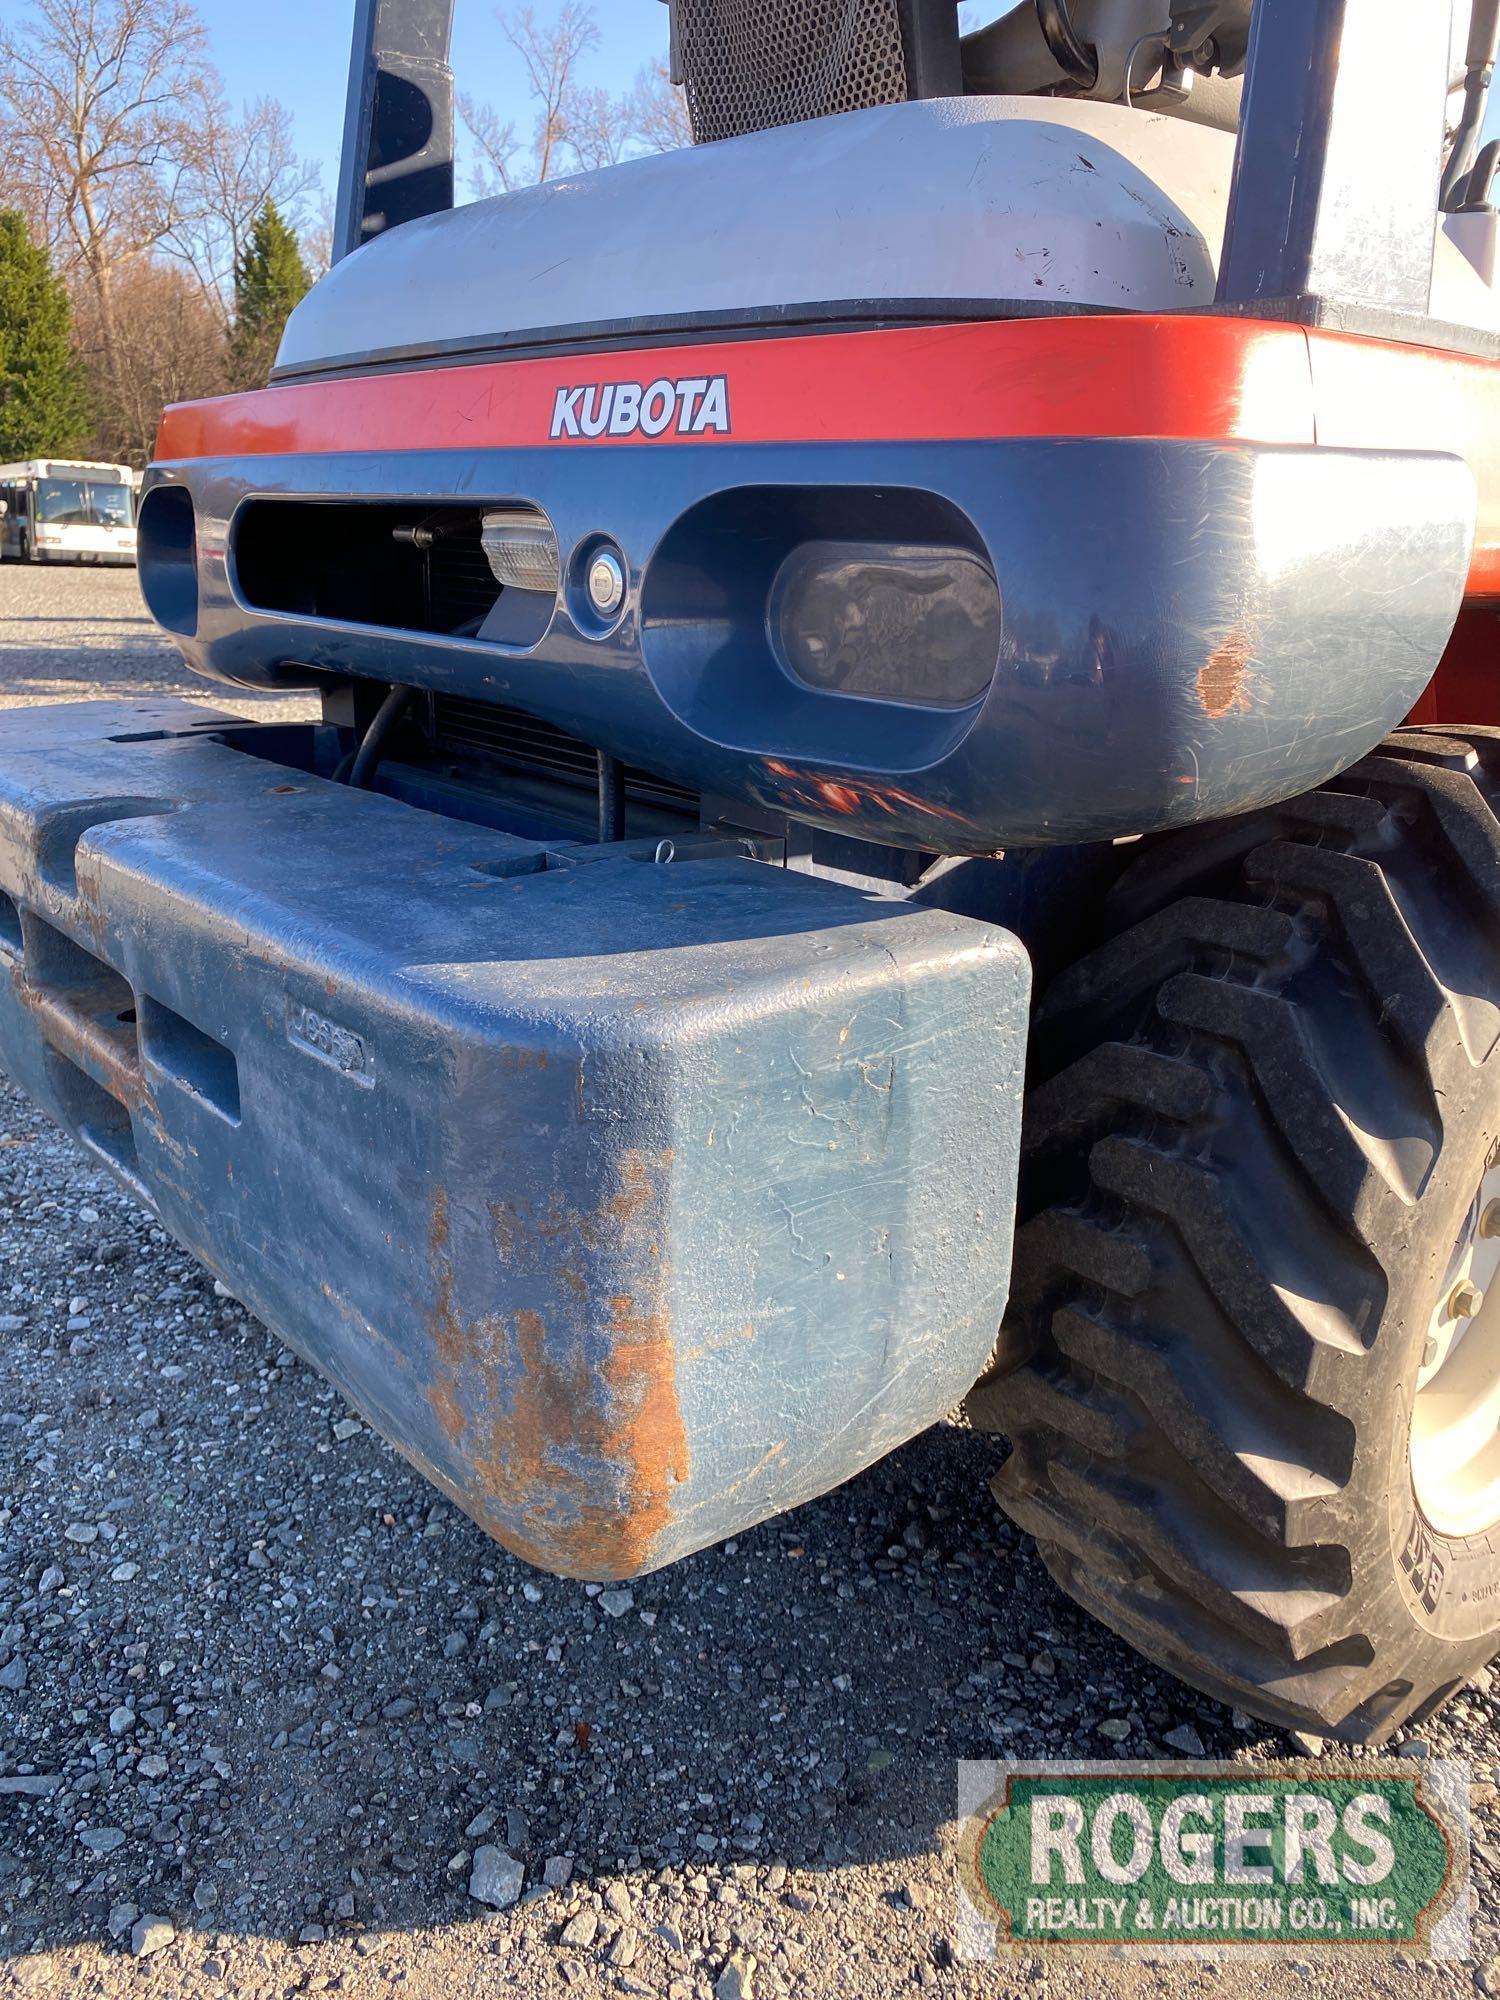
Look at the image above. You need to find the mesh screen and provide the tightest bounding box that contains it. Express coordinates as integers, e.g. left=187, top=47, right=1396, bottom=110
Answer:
left=677, top=0, right=912, bottom=145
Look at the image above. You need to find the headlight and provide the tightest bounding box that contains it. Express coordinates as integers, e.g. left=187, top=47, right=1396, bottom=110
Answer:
left=481, top=508, right=560, bottom=594
left=769, top=540, right=1000, bottom=708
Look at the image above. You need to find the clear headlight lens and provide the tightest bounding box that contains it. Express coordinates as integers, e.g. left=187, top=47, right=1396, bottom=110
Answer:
left=769, top=540, right=1000, bottom=708
left=481, top=508, right=560, bottom=594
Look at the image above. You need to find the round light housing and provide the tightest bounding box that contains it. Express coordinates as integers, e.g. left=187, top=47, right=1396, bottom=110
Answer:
left=587, top=547, right=626, bottom=619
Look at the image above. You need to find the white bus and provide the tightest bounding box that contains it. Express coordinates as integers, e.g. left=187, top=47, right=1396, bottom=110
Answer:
left=0, top=461, right=138, bottom=566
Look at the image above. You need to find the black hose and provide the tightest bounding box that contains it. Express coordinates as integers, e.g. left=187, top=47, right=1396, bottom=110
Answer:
left=597, top=751, right=626, bottom=844
left=1034, top=0, right=1097, bottom=88
left=348, top=686, right=415, bottom=791
left=1462, top=137, right=1500, bottom=211
left=1443, top=72, right=1492, bottom=209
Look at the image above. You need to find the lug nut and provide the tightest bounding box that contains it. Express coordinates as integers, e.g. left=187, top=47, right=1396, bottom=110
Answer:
left=1422, top=1335, right=1440, bottom=1370
left=1481, top=1200, right=1500, bottom=1239
left=1448, top=1280, right=1485, bottom=1321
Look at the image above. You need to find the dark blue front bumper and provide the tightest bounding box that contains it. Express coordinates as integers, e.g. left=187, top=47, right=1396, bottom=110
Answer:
left=141, top=435, right=1475, bottom=852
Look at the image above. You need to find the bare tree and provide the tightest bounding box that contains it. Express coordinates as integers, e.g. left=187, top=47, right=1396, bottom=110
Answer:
left=459, top=1, right=600, bottom=192
left=72, top=254, right=229, bottom=464
left=166, top=81, right=317, bottom=324
left=459, top=7, right=691, bottom=194
left=508, top=1, right=599, bottom=181
left=568, top=64, right=691, bottom=171
left=566, top=83, right=637, bottom=172
left=459, top=93, right=526, bottom=195
left=0, top=0, right=211, bottom=407
left=301, top=195, right=337, bottom=283
left=624, top=60, right=692, bottom=155
left=632, top=60, right=692, bottom=153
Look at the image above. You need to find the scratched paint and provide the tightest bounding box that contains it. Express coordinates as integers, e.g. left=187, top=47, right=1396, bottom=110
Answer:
left=1196, top=631, right=1256, bottom=719
left=759, top=760, right=977, bottom=829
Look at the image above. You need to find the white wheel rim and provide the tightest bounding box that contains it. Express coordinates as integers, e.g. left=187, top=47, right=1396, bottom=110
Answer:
left=1411, top=1159, right=1500, bottom=1540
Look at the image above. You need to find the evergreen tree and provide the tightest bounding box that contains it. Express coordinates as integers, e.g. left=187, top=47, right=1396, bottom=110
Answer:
left=232, top=200, right=312, bottom=387
left=0, top=210, right=87, bottom=460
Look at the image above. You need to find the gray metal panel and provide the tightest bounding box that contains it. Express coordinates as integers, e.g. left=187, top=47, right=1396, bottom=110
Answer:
left=1216, top=0, right=1446, bottom=317
left=334, top=0, right=457, bottom=264
left=288, top=96, right=1234, bottom=373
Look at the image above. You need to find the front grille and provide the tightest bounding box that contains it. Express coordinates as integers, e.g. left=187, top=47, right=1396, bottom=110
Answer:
left=676, top=0, right=911, bottom=145
left=426, top=524, right=503, bottom=633
left=235, top=501, right=506, bottom=640
left=431, top=696, right=699, bottom=818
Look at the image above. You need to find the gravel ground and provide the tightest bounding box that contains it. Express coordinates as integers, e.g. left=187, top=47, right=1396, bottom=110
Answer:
left=0, top=564, right=314, bottom=720
left=1, top=565, right=1498, bottom=1999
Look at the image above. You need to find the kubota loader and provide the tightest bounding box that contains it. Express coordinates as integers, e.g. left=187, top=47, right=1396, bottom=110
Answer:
left=4, top=0, right=1500, bottom=1744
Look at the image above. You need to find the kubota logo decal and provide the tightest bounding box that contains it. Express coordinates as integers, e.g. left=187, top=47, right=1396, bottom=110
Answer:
left=550, top=375, right=732, bottom=441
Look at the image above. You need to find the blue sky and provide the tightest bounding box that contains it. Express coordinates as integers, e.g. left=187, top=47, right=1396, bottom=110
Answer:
left=202, top=0, right=671, bottom=201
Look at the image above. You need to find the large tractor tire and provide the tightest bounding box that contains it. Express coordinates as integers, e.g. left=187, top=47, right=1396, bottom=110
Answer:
left=968, top=728, right=1500, bottom=1742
